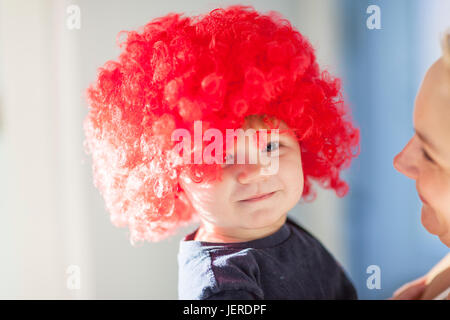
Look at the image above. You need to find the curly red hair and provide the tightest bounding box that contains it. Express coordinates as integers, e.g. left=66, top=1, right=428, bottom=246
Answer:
left=83, top=5, right=360, bottom=244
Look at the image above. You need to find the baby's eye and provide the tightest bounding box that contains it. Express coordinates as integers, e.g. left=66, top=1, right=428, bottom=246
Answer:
left=264, top=141, right=280, bottom=153
left=221, top=153, right=234, bottom=167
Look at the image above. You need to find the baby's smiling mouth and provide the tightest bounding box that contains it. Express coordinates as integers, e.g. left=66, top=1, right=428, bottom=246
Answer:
left=239, top=191, right=277, bottom=202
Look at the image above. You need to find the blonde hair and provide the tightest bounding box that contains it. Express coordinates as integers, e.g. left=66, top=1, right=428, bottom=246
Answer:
left=442, top=29, right=450, bottom=70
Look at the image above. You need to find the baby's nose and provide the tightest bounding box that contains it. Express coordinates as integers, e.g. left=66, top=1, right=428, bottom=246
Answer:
left=237, top=163, right=269, bottom=184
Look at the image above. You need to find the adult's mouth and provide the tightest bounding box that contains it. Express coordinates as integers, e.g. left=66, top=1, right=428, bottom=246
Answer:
left=418, top=193, right=429, bottom=205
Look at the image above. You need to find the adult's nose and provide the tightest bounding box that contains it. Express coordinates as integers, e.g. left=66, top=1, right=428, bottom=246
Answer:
left=393, top=138, right=419, bottom=180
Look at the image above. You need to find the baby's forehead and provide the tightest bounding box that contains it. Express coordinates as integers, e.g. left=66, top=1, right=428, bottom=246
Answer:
left=222, top=115, right=297, bottom=152
left=242, top=115, right=290, bottom=131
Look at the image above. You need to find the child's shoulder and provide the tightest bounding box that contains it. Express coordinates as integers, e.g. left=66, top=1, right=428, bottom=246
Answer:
left=178, top=219, right=357, bottom=299
left=285, top=216, right=343, bottom=263
left=178, top=217, right=331, bottom=282
left=177, top=237, right=263, bottom=299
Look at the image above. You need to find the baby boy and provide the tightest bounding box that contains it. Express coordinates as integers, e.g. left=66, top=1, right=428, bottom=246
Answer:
left=83, top=5, right=360, bottom=299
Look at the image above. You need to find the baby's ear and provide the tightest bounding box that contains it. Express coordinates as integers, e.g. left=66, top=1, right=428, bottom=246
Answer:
left=176, top=178, right=191, bottom=201
left=178, top=170, right=191, bottom=185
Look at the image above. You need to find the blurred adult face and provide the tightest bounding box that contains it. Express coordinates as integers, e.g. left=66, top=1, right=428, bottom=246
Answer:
left=394, top=58, right=450, bottom=247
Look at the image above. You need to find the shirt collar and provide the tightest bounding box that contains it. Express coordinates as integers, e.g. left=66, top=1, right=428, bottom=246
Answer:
left=179, top=217, right=292, bottom=252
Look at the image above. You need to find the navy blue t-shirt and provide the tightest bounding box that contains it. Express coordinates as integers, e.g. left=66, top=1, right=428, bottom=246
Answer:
left=177, top=217, right=357, bottom=299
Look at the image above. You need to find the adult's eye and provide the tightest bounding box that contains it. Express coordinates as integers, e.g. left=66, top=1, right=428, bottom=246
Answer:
left=421, top=148, right=435, bottom=164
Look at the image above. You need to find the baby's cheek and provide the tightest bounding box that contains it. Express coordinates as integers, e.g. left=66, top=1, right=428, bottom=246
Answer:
left=180, top=179, right=219, bottom=212
left=280, top=157, right=304, bottom=202
left=197, top=186, right=227, bottom=209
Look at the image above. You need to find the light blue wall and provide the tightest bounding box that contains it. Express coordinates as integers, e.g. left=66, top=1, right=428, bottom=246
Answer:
left=340, top=0, right=449, bottom=299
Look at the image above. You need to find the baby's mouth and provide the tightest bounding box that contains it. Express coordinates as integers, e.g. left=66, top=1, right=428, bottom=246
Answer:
left=240, top=191, right=277, bottom=202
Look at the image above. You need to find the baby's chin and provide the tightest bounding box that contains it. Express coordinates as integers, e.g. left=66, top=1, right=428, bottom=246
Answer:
left=420, top=204, right=448, bottom=240
left=237, top=208, right=287, bottom=230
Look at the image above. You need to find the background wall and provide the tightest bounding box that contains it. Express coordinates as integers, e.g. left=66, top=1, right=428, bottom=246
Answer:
left=0, top=0, right=448, bottom=299
left=340, top=0, right=450, bottom=299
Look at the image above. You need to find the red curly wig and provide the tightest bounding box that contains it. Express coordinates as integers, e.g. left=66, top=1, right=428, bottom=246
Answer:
left=83, top=5, right=360, bottom=244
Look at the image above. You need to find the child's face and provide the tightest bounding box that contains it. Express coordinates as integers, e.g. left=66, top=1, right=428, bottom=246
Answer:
left=180, top=116, right=304, bottom=237
left=394, top=58, right=450, bottom=247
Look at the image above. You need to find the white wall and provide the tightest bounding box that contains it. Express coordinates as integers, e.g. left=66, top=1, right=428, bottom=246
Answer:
left=0, top=0, right=84, bottom=298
